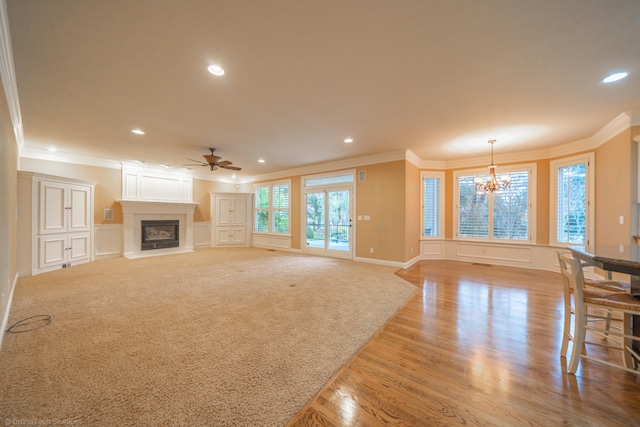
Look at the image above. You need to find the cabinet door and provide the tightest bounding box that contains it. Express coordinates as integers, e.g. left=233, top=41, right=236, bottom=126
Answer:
left=38, top=234, right=67, bottom=269
left=39, top=180, right=67, bottom=234
left=215, top=227, right=232, bottom=244
left=216, top=198, right=233, bottom=226
left=230, top=228, right=246, bottom=245
left=231, top=198, right=246, bottom=225
left=69, top=232, right=90, bottom=263
left=68, top=185, right=91, bottom=232
left=216, top=197, right=246, bottom=226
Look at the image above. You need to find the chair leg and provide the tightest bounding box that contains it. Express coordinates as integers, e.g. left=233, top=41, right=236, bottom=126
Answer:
left=603, top=309, right=612, bottom=339
left=561, top=304, right=571, bottom=357
left=568, top=304, right=586, bottom=374
left=623, top=313, right=634, bottom=369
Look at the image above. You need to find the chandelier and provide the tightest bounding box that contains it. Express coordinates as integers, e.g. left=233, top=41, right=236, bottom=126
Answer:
left=474, top=139, right=510, bottom=193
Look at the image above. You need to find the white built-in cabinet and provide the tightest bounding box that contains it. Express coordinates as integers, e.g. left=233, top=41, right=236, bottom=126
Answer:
left=210, top=193, right=252, bottom=246
left=18, top=172, right=96, bottom=276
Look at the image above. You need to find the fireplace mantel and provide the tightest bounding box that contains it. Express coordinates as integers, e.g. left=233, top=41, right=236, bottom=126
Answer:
left=116, top=200, right=199, bottom=259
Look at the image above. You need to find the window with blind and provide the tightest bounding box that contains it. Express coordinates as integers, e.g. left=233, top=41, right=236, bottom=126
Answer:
left=550, top=154, right=592, bottom=246
left=421, top=172, right=444, bottom=238
left=272, top=184, right=289, bottom=233
left=254, top=181, right=290, bottom=234
left=456, top=167, right=532, bottom=242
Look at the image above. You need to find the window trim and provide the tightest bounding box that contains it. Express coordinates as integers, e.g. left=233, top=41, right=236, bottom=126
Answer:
left=253, top=179, right=291, bottom=236
left=549, top=152, right=594, bottom=247
left=420, top=171, right=445, bottom=239
left=453, top=162, right=537, bottom=244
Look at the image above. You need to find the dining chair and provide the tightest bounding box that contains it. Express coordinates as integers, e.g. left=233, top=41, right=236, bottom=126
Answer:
left=557, top=252, right=640, bottom=375
left=557, top=252, right=622, bottom=359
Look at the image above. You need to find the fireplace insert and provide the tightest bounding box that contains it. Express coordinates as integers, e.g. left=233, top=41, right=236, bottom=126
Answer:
left=141, top=220, right=179, bottom=250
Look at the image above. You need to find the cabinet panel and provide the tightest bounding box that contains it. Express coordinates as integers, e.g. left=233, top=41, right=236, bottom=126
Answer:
left=39, top=234, right=67, bottom=268
left=215, top=227, right=232, bottom=244
left=231, top=198, right=246, bottom=225
left=39, top=181, right=67, bottom=234
left=69, top=185, right=91, bottom=231
left=215, top=227, right=246, bottom=245
left=217, top=198, right=232, bottom=226
left=230, top=228, right=246, bottom=244
left=69, top=233, right=90, bottom=262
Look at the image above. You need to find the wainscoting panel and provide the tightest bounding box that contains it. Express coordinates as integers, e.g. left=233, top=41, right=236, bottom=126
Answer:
left=455, top=241, right=532, bottom=263
left=193, top=222, right=211, bottom=247
left=253, top=234, right=291, bottom=250
left=421, top=240, right=445, bottom=259
left=94, top=224, right=122, bottom=259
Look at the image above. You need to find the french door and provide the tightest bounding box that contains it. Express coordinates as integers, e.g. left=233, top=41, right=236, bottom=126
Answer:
left=304, top=188, right=352, bottom=259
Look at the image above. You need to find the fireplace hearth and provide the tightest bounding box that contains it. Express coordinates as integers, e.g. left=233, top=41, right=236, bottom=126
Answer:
left=141, top=220, right=179, bottom=251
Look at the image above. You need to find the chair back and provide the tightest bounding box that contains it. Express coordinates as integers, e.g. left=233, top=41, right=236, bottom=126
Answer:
left=557, top=252, right=586, bottom=306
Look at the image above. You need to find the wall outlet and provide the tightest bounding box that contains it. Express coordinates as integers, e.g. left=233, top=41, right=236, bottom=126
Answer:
left=370, top=247, right=374, bottom=253
left=619, top=215, right=624, bottom=225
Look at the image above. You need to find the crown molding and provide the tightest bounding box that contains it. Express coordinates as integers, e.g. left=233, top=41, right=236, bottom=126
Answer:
left=19, top=109, right=640, bottom=179
left=20, top=146, right=122, bottom=169
left=247, top=150, right=408, bottom=183
left=0, top=0, right=23, bottom=148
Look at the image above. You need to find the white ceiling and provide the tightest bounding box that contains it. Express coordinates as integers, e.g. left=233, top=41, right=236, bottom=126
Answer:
left=7, top=0, right=640, bottom=180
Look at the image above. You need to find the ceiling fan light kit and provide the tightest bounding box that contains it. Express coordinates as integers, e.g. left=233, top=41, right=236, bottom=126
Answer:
left=183, top=148, right=241, bottom=172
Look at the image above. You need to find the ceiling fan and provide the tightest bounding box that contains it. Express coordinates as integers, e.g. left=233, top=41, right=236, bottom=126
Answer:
left=184, top=148, right=241, bottom=171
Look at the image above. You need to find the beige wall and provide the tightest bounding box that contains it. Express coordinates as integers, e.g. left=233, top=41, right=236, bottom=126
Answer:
left=0, top=80, right=18, bottom=330
left=536, top=159, right=550, bottom=245
left=355, top=161, right=406, bottom=262
left=595, top=128, right=633, bottom=246
left=405, top=161, right=421, bottom=260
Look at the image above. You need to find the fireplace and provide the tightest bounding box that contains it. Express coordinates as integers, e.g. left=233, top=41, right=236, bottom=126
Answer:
left=141, top=220, right=179, bottom=251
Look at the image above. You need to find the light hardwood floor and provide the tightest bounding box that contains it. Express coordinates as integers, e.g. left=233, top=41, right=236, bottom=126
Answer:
left=287, top=260, right=640, bottom=426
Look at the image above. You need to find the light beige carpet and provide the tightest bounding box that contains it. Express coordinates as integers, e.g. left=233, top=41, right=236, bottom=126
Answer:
left=0, top=248, right=416, bottom=426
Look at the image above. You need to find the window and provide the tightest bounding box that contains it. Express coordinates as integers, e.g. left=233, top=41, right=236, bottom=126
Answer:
left=254, top=181, right=290, bottom=234
left=421, top=172, right=444, bottom=238
left=455, top=164, right=535, bottom=243
left=550, top=153, right=594, bottom=246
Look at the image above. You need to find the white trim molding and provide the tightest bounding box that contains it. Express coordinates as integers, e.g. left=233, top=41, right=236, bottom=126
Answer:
left=0, top=0, right=23, bottom=149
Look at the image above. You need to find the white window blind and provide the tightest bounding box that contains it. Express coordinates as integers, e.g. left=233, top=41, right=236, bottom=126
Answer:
left=272, top=184, right=289, bottom=233
left=457, top=169, right=531, bottom=241
left=255, top=186, right=269, bottom=232
left=556, top=163, right=586, bottom=244
left=458, top=176, right=489, bottom=238
left=493, top=170, right=529, bottom=240
left=423, top=176, right=440, bottom=237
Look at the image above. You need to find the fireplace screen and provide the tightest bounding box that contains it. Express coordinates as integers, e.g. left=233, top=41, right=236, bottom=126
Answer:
left=141, top=220, right=179, bottom=250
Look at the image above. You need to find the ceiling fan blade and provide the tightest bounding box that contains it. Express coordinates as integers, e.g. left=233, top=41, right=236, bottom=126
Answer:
left=182, top=163, right=209, bottom=167
left=217, top=160, right=232, bottom=166
left=219, top=165, right=241, bottom=171
left=186, top=159, right=208, bottom=165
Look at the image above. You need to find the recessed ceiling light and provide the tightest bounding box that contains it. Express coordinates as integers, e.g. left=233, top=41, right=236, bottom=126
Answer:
left=344, top=138, right=353, bottom=143
left=47, top=147, right=57, bottom=152
left=258, top=159, right=265, bottom=163
left=207, top=64, right=225, bottom=76
left=602, top=72, right=628, bottom=83
left=131, top=129, right=145, bottom=135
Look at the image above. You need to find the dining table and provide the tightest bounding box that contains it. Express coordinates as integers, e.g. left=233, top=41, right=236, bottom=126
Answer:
left=568, top=244, right=640, bottom=369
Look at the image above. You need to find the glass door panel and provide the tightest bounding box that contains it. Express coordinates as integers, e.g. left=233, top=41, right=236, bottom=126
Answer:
left=306, top=192, right=325, bottom=249
left=327, top=190, right=350, bottom=252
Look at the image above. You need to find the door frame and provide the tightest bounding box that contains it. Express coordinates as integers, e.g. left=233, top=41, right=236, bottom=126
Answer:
left=301, top=170, right=355, bottom=260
